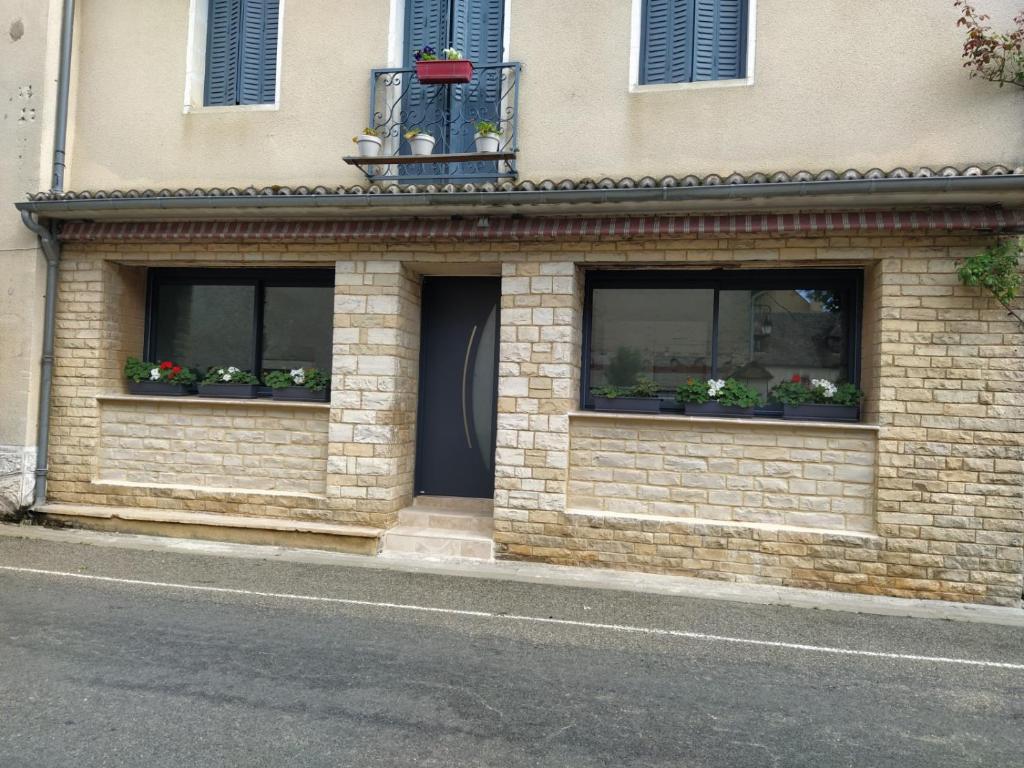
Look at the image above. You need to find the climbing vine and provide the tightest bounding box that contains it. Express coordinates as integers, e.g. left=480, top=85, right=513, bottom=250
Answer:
left=957, top=238, right=1024, bottom=324
left=955, top=1, right=1024, bottom=88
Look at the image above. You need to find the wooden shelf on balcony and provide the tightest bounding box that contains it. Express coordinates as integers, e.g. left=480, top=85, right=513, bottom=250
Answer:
left=343, top=151, right=516, bottom=167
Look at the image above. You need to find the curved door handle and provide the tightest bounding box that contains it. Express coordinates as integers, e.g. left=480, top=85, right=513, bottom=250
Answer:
left=461, top=324, right=478, bottom=450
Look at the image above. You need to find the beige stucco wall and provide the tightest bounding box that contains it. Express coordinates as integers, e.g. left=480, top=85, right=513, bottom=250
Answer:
left=62, top=0, right=1023, bottom=192
left=0, top=0, right=61, bottom=512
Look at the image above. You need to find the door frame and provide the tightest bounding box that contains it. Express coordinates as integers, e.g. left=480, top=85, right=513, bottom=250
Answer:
left=387, top=0, right=512, bottom=67
left=413, top=276, right=501, bottom=498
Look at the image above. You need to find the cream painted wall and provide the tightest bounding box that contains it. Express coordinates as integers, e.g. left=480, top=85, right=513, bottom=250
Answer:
left=0, top=0, right=60, bottom=511
left=63, top=0, right=1023, bottom=191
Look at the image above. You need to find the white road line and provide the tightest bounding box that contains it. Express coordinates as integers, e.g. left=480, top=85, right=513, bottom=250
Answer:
left=2, top=565, right=1021, bottom=671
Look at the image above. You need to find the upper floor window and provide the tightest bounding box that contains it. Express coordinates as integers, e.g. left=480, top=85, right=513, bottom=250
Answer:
left=204, top=0, right=281, bottom=106
left=640, top=0, right=749, bottom=85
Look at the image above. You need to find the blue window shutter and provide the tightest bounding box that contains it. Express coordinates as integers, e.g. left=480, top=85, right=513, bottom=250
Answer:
left=238, top=0, right=280, bottom=104
left=204, top=0, right=241, bottom=106
left=450, top=0, right=505, bottom=154
left=693, top=0, right=746, bottom=81
left=451, top=0, right=504, bottom=66
left=404, top=0, right=449, bottom=66
left=402, top=0, right=449, bottom=163
left=640, top=0, right=695, bottom=85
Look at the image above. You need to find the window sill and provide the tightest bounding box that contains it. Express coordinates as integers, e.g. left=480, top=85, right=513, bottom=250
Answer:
left=183, top=103, right=280, bottom=115
left=97, top=394, right=330, bottom=410
left=569, top=410, right=880, bottom=432
left=629, top=77, right=754, bottom=94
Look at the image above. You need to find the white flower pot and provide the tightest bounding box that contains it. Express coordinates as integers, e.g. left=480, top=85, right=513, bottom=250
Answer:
left=408, top=133, right=436, bottom=156
left=355, top=134, right=382, bottom=158
left=474, top=132, right=501, bottom=153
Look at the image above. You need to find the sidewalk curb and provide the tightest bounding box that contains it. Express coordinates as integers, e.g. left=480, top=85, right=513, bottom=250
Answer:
left=2, top=522, right=1022, bottom=627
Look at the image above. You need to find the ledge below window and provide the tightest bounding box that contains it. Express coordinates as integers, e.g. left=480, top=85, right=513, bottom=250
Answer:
left=569, top=410, right=880, bottom=432
left=97, top=394, right=330, bottom=410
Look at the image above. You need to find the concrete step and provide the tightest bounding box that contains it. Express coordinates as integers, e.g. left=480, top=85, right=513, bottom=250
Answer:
left=412, top=495, right=493, bottom=514
left=382, top=526, right=494, bottom=560
left=34, top=503, right=382, bottom=555
left=396, top=507, right=493, bottom=536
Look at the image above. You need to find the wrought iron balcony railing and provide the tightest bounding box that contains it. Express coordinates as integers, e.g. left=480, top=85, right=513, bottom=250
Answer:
left=343, top=62, right=521, bottom=184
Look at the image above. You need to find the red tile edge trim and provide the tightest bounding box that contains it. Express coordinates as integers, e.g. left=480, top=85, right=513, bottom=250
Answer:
left=58, top=209, right=1024, bottom=243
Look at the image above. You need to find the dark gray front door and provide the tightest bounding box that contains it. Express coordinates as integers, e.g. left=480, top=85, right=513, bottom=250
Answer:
left=415, top=277, right=500, bottom=498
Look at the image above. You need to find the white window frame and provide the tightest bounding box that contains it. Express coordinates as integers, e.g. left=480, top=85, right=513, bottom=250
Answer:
left=628, top=0, right=757, bottom=93
left=183, top=0, right=286, bottom=113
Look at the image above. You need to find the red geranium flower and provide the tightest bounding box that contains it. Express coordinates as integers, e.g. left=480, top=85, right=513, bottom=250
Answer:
left=160, top=361, right=174, bottom=370
left=171, top=365, right=182, bottom=376
left=791, top=374, right=801, bottom=383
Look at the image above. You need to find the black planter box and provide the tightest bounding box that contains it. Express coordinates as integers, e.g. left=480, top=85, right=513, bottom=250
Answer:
left=593, top=396, right=662, bottom=413
left=271, top=386, right=330, bottom=402
left=783, top=403, right=859, bottom=422
left=127, top=381, right=195, bottom=397
left=683, top=402, right=755, bottom=418
left=197, top=383, right=261, bottom=399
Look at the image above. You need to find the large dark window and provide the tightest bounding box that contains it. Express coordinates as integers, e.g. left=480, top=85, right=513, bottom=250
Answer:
left=582, top=269, right=863, bottom=413
left=147, top=269, right=333, bottom=375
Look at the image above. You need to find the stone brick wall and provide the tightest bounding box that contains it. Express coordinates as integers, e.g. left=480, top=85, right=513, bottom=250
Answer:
left=568, top=415, right=876, bottom=532
left=46, top=252, right=342, bottom=522
left=97, top=397, right=328, bottom=496
left=871, top=248, right=1024, bottom=605
left=47, top=232, right=1023, bottom=605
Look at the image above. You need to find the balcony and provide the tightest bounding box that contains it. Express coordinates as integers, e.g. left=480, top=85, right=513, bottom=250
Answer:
left=343, top=62, right=521, bottom=185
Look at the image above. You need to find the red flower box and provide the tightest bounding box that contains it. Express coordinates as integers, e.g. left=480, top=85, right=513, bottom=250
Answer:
left=415, top=60, right=474, bottom=84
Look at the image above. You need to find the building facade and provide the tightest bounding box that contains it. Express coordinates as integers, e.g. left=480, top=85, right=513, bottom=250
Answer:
left=8, top=0, right=1024, bottom=606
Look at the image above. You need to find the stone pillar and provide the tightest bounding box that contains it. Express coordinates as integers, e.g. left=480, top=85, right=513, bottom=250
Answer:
left=326, top=260, right=421, bottom=529
left=493, top=261, right=583, bottom=557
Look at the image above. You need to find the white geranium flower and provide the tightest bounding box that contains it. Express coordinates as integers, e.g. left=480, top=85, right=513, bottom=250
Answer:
left=707, top=379, right=726, bottom=399
left=812, top=379, right=838, bottom=399
left=290, top=368, right=306, bottom=385
left=149, top=368, right=161, bottom=381
left=221, top=373, right=232, bottom=382
left=228, top=366, right=239, bottom=373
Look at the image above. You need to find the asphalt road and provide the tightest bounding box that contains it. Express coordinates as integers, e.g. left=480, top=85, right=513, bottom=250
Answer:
left=1, top=532, right=1022, bottom=768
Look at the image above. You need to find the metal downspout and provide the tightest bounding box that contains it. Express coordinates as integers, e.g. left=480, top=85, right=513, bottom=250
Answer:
left=50, top=0, right=75, bottom=193
left=20, top=214, right=60, bottom=508
left=20, top=0, right=74, bottom=508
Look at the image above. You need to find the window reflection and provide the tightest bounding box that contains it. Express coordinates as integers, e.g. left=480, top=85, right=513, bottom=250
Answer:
left=262, top=285, right=333, bottom=370
left=154, top=283, right=256, bottom=371
left=590, top=288, right=714, bottom=393
left=718, top=289, right=848, bottom=401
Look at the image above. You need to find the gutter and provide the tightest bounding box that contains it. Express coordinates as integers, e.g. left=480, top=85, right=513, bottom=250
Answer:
left=14, top=173, right=1024, bottom=217
left=19, top=214, right=61, bottom=507
left=19, top=0, right=75, bottom=509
